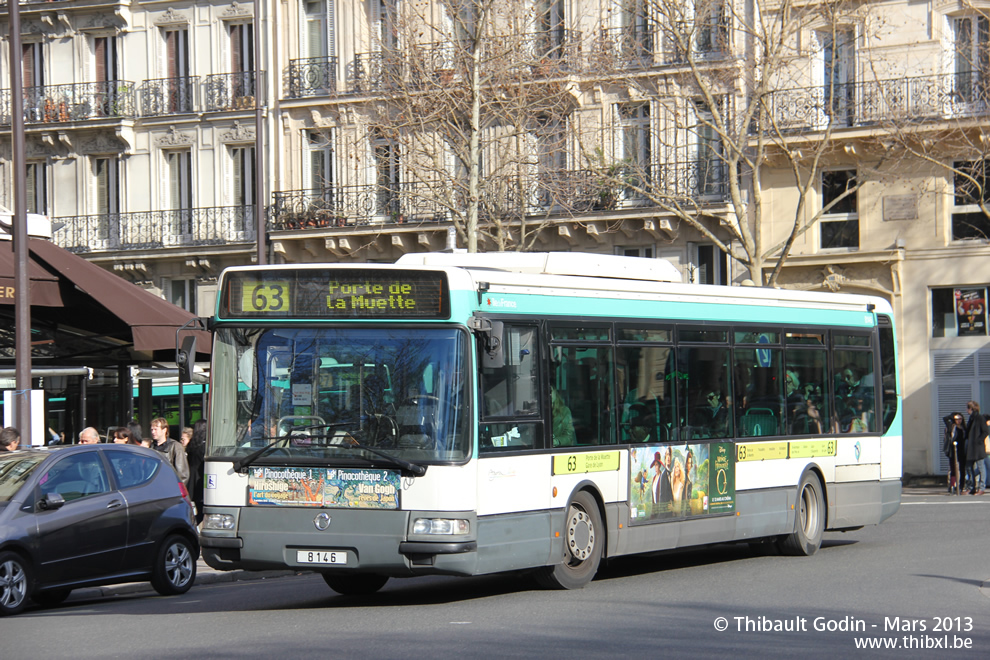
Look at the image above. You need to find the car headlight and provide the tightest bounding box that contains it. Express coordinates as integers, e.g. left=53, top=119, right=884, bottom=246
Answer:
left=203, top=513, right=236, bottom=530
left=412, top=518, right=470, bottom=535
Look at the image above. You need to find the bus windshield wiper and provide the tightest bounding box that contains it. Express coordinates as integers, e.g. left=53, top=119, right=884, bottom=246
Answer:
left=330, top=434, right=427, bottom=477
left=232, top=422, right=353, bottom=472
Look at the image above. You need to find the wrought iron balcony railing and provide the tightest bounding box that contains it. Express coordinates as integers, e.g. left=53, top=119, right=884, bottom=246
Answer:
left=0, top=81, right=136, bottom=125
left=592, top=25, right=657, bottom=70
left=485, top=162, right=729, bottom=216
left=139, top=76, right=198, bottom=116
left=286, top=56, right=339, bottom=98
left=663, top=20, right=732, bottom=65
left=765, top=72, right=990, bottom=132
left=53, top=206, right=257, bottom=253
left=204, top=71, right=264, bottom=111
left=345, top=52, right=405, bottom=94
left=271, top=183, right=450, bottom=230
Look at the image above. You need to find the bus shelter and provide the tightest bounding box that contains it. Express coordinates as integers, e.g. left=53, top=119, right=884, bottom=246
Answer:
left=0, top=236, right=211, bottom=444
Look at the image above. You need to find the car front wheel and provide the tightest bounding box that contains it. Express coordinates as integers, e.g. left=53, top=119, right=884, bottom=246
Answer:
left=0, top=551, right=31, bottom=616
left=151, top=535, right=197, bottom=596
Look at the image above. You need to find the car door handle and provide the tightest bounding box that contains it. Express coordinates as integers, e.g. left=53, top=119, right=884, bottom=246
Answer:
left=106, top=499, right=123, bottom=510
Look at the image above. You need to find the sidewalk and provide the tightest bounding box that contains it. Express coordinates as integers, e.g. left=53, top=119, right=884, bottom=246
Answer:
left=70, top=559, right=305, bottom=601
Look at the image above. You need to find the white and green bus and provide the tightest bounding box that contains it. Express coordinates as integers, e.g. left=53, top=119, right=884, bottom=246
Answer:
left=198, top=252, right=900, bottom=593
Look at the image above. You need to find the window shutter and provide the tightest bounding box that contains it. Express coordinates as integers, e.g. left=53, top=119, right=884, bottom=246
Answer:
left=96, top=158, right=109, bottom=215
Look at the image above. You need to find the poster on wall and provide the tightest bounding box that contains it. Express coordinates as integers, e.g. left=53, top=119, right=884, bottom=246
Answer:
left=955, top=288, right=987, bottom=336
left=628, top=442, right=735, bottom=525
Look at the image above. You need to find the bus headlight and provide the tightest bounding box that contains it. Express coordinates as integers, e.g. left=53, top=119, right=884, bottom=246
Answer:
left=203, top=513, right=236, bottom=530
left=412, top=518, right=470, bottom=535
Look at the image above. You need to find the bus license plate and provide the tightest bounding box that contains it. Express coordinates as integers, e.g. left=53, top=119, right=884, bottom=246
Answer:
left=296, top=549, right=347, bottom=565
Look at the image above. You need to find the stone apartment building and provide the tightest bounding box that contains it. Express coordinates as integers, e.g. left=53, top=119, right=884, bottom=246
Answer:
left=2, top=0, right=990, bottom=475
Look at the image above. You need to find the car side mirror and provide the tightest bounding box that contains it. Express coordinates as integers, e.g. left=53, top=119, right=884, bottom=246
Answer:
left=39, top=492, right=65, bottom=511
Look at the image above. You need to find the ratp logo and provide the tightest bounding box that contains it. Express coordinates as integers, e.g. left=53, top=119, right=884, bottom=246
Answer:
left=854, top=441, right=862, bottom=462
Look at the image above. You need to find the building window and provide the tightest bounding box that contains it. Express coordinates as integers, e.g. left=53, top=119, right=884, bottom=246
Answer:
left=952, top=160, right=990, bottom=240
left=932, top=286, right=988, bottom=337
left=818, top=28, right=855, bottom=124
left=820, top=169, right=858, bottom=249
left=169, top=278, right=197, bottom=314
left=952, top=16, right=989, bottom=104
left=230, top=146, right=254, bottom=207
left=304, top=0, right=334, bottom=59
left=617, top=102, right=651, bottom=200
left=306, top=130, right=333, bottom=192
left=688, top=243, right=728, bottom=285
left=373, top=131, right=399, bottom=218
left=229, top=22, right=255, bottom=98
left=25, top=162, right=47, bottom=214
left=93, top=156, right=119, bottom=215
left=166, top=150, right=193, bottom=236
left=162, top=28, right=192, bottom=113
left=693, top=99, right=724, bottom=196
left=618, top=245, right=655, bottom=259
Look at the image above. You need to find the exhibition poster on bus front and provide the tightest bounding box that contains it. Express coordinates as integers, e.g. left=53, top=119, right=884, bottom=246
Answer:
left=629, top=442, right=735, bottom=525
left=247, top=466, right=401, bottom=509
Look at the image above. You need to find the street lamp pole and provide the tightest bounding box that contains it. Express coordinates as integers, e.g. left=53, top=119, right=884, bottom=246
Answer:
left=8, top=0, right=33, bottom=440
left=254, top=0, right=266, bottom=265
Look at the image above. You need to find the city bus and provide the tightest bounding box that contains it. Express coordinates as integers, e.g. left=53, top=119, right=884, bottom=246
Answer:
left=198, top=252, right=900, bottom=594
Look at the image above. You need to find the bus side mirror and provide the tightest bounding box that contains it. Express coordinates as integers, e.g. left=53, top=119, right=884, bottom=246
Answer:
left=482, top=321, right=504, bottom=369
left=470, top=315, right=504, bottom=369
left=177, top=335, right=197, bottom=384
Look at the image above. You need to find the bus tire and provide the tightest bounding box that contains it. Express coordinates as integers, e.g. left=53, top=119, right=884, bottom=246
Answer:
left=322, top=573, right=389, bottom=595
left=777, top=472, right=825, bottom=556
left=535, top=490, right=603, bottom=589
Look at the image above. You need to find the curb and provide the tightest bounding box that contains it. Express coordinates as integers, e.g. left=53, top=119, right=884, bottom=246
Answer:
left=69, top=566, right=305, bottom=601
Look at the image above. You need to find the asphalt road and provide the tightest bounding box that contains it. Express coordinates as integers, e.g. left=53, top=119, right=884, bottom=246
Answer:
left=2, top=488, right=988, bottom=659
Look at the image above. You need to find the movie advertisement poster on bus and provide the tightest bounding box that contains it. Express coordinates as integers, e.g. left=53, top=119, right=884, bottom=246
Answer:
left=628, top=442, right=735, bottom=525
left=324, top=468, right=401, bottom=510
left=247, top=467, right=325, bottom=506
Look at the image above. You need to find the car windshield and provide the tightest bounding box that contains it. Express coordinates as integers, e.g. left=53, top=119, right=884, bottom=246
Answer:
left=208, top=326, right=470, bottom=464
left=0, top=452, right=48, bottom=502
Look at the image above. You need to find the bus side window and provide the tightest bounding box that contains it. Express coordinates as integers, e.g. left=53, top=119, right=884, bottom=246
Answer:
left=551, top=345, right=614, bottom=446
left=479, top=325, right=541, bottom=452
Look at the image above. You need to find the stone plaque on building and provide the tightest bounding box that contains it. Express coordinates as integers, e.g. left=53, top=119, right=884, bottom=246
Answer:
left=882, top=194, right=918, bottom=221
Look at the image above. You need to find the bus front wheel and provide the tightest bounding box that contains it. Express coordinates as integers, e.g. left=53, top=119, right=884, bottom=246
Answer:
left=535, top=490, right=603, bottom=589
left=322, top=572, right=389, bottom=595
left=777, top=472, right=825, bottom=556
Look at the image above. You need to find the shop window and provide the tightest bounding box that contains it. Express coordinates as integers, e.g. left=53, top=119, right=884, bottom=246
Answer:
left=932, top=286, right=988, bottom=337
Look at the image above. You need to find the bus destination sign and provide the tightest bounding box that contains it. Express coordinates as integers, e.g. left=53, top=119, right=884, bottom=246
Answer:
left=223, top=269, right=449, bottom=319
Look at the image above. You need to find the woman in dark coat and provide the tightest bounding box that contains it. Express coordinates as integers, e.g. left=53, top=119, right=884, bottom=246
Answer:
left=187, top=418, right=207, bottom=523
left=943, top=412, right=966, bottom=494
left=964, top=401, right=988, bottom=495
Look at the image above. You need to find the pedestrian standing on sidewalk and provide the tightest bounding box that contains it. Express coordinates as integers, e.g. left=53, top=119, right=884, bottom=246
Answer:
left=964, top=401, right=988, bottom=495
left=943, top=412, right=966, bottom=494
left=187, top=419, right=207, bottom=524
left=150, top=417, right=190, bottom=490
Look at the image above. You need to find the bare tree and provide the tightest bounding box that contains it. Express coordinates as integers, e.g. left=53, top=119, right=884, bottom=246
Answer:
left=357, top=0, right=583, bottom=252
left=581, top=0, right=881, bottom=285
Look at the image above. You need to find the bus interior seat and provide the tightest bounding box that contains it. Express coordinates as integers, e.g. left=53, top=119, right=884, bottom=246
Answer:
left=740, top=408, right=777, bottom=437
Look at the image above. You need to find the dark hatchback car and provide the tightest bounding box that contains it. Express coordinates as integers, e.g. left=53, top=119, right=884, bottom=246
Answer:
left=0, top=444, right=199, bottom=615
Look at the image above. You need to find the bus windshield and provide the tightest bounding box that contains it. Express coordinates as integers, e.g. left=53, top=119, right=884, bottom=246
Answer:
left=208, top=327, right=470, bottom=463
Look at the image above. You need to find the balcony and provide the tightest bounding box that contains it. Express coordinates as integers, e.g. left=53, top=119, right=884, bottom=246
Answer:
left=345, top=52, right=405, bottom=94
left=0, top=81, right=136, bottom=126
left=286, top=56, right=338, bottom=98
left=488, top=30, right=583, bottom=77
left=765, top=72, right=990, bottom=133
left=139, top=77, right=198, bottom=116
left=53, top=206, right=257, bottom=253
left=204, top=71, right=264, bottom=112
left=663, top=21, right=732, bottom=65
left=271, top=183, right=450, bottom=230
left=592, top=25, right=657, bottom=70
left=487, top=163, right=729, bottom=216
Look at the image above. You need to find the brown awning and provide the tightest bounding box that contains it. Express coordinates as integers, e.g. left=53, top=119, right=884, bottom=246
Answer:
left=0, top=239, right=64, bottom=307
left=26, top=238, right=211, bottom=355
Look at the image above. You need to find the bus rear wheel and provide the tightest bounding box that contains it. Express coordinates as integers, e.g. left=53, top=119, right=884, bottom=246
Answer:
left=535, top=490, right=603, bottom=589
left=322, top=573, right=389, bottom=595
left=777, top=472, right=825, bottom=556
